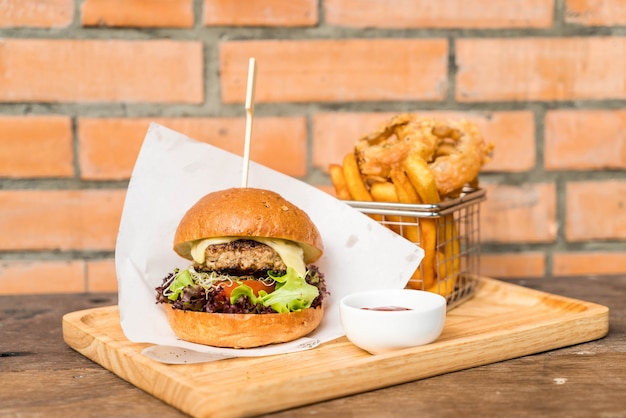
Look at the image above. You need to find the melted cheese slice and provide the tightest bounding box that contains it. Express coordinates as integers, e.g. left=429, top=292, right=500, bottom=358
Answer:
left=190, top=237, right=306, bottom=278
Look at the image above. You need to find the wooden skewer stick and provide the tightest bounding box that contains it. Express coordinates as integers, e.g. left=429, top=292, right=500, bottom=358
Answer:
left=241, top=57, right=257, bottom=188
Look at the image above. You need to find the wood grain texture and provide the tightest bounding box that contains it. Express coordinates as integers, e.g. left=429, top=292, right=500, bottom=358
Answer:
left=1, top=276, right=624, bottom=417
left=61, top=278, right=608, bottom=418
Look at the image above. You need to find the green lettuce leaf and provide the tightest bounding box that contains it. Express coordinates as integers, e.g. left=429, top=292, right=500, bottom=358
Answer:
left=229, top=284, right=258, bottom=304
left=167, top=269, right=194, bottom=301
left=260, top=267, right=320, bottom=313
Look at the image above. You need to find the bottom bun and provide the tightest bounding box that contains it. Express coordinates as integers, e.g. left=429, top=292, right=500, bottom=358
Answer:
left=164, top=305, right=324, bottom=348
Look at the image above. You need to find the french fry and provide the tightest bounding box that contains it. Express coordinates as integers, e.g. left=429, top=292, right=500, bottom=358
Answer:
left=329, top=163, right=352, bottom=200
left=402, top=154, right=441, bottom=290
left=417, top=218, right=437, bottom=289
left=370, top=181, right=402, bottom=234
left=389, top=168, right=420, bottom=204
left=387, top=169, right=427, bottom=289
left=342, top=152, right=383, bottom=222
left=403, top=152, right=441, bottom=204
left=370, top=180, right=397, bottom=202
left=427, top=214, right=459, bottom=297
left=342, top=153, right=373, bottom=202
left=389, top=169, right=421, bottom=243
left=425, top=252, right=455, bottom=296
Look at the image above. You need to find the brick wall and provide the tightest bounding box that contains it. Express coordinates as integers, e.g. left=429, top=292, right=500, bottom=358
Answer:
left=1, top=0, right=625, bottom=294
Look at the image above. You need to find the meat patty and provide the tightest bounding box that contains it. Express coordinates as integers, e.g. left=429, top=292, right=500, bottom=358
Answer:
left=198, top=239, right=286, bottom=274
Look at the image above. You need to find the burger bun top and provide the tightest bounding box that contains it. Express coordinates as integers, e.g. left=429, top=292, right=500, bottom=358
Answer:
left=173, top=187, right=323, bottom=264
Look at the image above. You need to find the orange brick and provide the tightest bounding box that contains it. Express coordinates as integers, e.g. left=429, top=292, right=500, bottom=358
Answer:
left=87, top=259, right=118, bottom=292
left=0, top=260, right=85, bottom=295
left=325, top=0, right=554, bottom=28
left=480, top=253, right=546, bottom=279
left=82, top=0, right=193, bottom=28
left=220, top=39, right=448, bottom=103
left=479, top=112, right=536, bottom=172
left=0, top=116, right=73, bottom=178
left=565, top=0, right=626, bottom=26
left=0, top=39, right=203, bottom=103
left=312, top=111, right=534, bottom=174
left=204, top=0, right=317, bottom=26
left=0, top=0, right=73, bottom=28
left=553, top=251, right=626, bottom=276
left=565, top=180, right=626, bottom=241
left=456, top=37, right=626, bottom=102
left=0, top=190, right=126, bottom=251
left=78, top=117, right=308, bottom=180
left=480, top=183, right=557, bottom=244
left=545, top=110, right=626, bottom=170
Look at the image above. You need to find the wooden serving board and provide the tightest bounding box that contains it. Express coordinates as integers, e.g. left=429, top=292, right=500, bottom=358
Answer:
left=63, top=278, right=609, bottom=418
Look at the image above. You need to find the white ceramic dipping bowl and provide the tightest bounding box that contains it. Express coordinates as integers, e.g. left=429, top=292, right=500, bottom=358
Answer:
left=340, top=289, right=446, bottom=355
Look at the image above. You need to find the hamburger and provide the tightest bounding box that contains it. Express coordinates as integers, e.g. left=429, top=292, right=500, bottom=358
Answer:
left=155, top=187, right=327, bottom=348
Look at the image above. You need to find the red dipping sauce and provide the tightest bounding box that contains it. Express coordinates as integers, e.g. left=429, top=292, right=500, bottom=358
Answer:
left=361, top=306, right=412, bottom=311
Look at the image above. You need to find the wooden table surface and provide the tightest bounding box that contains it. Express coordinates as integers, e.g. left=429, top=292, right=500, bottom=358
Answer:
left=1, top=276, right=624, bottom=418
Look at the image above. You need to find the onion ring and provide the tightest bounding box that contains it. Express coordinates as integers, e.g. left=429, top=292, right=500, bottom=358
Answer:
left=429, top=119, right=493, bottom=196
left=353, top=114, right=492, bottom=198
left=355, top=114, right=441, bottom=181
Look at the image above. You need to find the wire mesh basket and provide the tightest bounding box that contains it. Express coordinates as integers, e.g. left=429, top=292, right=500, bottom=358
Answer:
left=347, top=188, right=485, bottom=310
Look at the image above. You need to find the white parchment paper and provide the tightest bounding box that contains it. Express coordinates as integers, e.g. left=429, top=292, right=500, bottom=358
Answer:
left=115, top=123, right=424, bottom=358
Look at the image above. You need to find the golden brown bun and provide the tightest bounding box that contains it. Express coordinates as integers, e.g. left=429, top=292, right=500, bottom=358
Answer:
left=164, top=305, right=324, bottom=348
left=173, top=188, right=323, bottom=264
